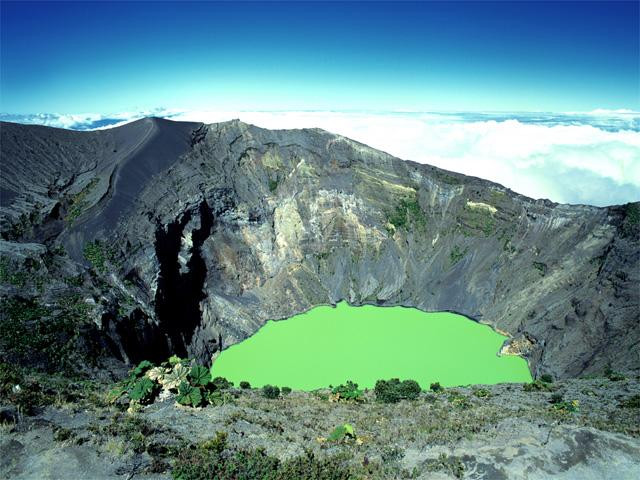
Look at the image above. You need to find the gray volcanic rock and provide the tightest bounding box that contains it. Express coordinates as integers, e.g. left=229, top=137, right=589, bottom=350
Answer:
left=1, top=118, right=638, bottom=378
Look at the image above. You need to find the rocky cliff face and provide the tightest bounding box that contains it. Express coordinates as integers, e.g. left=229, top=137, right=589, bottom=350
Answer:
left=1, top=118, right=638, bottom=379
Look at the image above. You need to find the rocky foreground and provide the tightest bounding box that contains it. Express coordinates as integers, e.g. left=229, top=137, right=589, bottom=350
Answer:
left=1, top=369, right=639, bottom=480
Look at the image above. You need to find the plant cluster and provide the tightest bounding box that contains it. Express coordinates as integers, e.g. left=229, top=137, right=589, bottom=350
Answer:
left=109, top=358, right=234, bottom=410
left=374, top=378, right=421, bottom=403
left=330, top=381, right=364, bottom=402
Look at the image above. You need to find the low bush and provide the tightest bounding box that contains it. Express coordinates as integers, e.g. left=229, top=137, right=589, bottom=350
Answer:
left=523, top=380, right=554, bottom=392
left=374, top=378, right=421, bottom=403
left=262, top=384, right=280, bottom=399
left=430, top=382, right=444, bottom=393
left=619, top=394, right=640, bottom=409
left=539, top=374, right=554, bottom=383
left=281, top=386, right=292, bottom=395
left=239, top=381, right=251, bottom=390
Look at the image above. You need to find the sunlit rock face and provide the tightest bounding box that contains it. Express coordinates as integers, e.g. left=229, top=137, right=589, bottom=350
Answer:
left=1, top=118, right=638, bottom=378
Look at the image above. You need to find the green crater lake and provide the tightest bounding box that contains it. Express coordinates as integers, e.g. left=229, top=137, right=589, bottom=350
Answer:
left=212, top=302, right=532, bottom=390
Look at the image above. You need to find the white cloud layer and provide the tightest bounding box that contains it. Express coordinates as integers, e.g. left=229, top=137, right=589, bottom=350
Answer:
left=2, top=110, right=639, bottom=207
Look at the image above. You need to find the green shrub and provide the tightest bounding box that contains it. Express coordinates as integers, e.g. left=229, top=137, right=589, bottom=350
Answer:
left=331, top=381, right=363, bottom=402
left=262, top=384, right=280, bottom=399
left=523, top=380, right=554, bottom=392
left=539, top=374, right=554, bottom=383
left=549, top=393, right=563, bottom=405
left=211, top=376, right=233, bottom=390
left=430, top=382, right=444, bottom=393
left=239, top=381, right=251, bottom=390
left=619, top=394, right=640, bottom=408
left=281, top=386, right=292, bottom=395
left=605, top=366, right=626, bottom=382
left=374, top=378, right=421, bottom=403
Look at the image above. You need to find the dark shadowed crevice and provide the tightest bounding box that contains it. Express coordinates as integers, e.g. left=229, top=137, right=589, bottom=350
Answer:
left=154, top=201, right=214, bottom=357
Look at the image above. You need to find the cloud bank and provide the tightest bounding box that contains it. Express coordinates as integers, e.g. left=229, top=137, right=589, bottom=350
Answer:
left=2, top=110, right=638, bottom=207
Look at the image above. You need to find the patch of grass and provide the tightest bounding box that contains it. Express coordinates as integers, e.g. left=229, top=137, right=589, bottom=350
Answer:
left=172, top=435, right=359, bottom=480
left=386, top=191, right=426, bottom=233
left=91, top=413, right=156, bottom=454
left=449, top=245, right=468, bottom=267
left=66, top=178, right=99, bottom=224
left=458, top=204, right=495, bottom=236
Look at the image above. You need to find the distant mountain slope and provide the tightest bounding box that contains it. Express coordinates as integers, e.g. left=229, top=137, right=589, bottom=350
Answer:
left=1, top=118, right=638, bottom=378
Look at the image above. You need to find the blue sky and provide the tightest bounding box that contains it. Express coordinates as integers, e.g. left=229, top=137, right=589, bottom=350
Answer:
left=1, top=1, right=638, bottom=114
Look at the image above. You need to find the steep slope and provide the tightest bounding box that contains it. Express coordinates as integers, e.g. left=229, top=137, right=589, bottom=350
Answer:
left=1, top=118, right=638, bottom=378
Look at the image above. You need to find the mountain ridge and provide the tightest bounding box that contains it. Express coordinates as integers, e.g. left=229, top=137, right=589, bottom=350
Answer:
left=1, top=118, right=638, bottom=379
